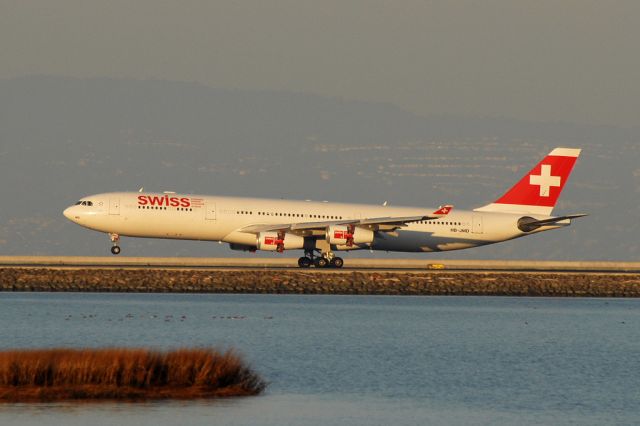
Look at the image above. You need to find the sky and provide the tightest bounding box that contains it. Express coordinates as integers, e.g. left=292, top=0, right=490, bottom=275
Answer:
left=1, top=0, right=638, bottom=128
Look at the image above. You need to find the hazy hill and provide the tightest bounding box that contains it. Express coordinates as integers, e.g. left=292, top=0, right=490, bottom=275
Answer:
left=0, top=76, right=637, bottom=260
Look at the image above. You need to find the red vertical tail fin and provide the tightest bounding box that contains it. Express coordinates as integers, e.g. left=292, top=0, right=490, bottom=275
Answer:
left=474, top=148, right=581, bottom=216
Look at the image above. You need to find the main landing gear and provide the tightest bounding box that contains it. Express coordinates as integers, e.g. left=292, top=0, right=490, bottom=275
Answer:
left=109, top=233, right=121, bottom=255
left=298, top=250, right=344, bottom=268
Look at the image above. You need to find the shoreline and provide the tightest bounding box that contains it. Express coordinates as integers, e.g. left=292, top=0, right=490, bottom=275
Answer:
left=2, top=267, right=639, bottom=297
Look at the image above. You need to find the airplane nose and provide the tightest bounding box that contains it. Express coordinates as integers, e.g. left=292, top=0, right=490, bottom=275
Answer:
left=63, top=206, right=76, bottom=221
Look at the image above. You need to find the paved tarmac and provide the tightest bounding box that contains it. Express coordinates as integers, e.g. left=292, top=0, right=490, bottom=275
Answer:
left=1, top=256, right=638, bottom=273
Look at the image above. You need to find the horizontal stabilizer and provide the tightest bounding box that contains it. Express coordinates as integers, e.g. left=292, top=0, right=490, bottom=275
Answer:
left=518, top=214, right=587, bottom=232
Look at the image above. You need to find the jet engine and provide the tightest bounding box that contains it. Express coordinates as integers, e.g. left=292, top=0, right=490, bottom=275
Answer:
left=326, top=225, right=374, bottom=247
left=256, top=231, right=305, bottom=252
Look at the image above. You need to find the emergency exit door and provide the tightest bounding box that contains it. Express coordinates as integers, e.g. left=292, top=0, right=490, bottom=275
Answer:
left=205, top=202, right=216, bottom=221
left=472, top=214, right=483, bottom=234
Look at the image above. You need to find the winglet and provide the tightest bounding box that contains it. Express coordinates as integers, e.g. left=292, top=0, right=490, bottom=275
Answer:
left=433, top=205, right=454, bottom=216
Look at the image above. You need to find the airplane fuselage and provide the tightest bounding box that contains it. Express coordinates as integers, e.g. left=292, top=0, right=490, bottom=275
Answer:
left=64, top=192, right=559, bottom=253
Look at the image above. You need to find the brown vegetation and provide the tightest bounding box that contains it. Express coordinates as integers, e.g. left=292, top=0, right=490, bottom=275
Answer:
left=0, top=348, right=266, bottom=402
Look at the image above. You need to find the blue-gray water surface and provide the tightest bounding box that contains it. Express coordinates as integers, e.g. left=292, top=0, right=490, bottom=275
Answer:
left=0, top=293, right=638, bottom=425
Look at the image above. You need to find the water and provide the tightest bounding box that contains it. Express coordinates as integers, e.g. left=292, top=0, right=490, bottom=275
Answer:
left=0, top=293, right=638, bottom=425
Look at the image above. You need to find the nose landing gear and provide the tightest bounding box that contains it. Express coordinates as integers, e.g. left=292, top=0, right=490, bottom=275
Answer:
left=109, top=233, right=121, bottom=255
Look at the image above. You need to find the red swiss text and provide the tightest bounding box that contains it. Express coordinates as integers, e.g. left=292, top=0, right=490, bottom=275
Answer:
left=137, top=195, right=191, bottom=208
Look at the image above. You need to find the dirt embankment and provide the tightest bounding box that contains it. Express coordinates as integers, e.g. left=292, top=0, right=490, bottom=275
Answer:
left=1, top=268, right=640, bottom=297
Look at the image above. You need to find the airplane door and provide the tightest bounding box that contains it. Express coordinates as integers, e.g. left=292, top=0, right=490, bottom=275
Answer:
left=205, top=202, right=216, bottom=221
left=109, top=198, right=120, bottom=215
left=472, top=214, right=483, bottom=234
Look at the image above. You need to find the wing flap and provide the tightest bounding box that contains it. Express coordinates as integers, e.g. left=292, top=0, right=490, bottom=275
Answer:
left=358, top=215, right=432, bottom=226
left=290, top=220, right=359, bottom=231
left=239, top=223, right=293, bottom=233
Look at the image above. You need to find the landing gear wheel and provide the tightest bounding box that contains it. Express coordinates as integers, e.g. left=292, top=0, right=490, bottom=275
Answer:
left=111, top=245, right=121, bottom=255
left=315, top=257, right=329, bottom=268
left=331, top=257, right=344, bottom=268
left=298, top=257, right=312, bottom=268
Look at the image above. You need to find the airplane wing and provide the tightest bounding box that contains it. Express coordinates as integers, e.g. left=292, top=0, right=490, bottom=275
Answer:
left=239, top=206, right=453, bottom=235
left=239, top=220, right=354, bottom=234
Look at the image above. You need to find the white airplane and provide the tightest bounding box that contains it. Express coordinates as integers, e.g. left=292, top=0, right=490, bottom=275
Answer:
left=64, top=148, right=586, bottom=268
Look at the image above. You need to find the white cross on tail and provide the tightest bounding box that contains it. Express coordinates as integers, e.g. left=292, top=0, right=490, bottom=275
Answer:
left=529, top=164, right=561, bottom=197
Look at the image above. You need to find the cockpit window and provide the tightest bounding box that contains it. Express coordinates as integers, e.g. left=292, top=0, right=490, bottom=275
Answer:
left=76, top=201, right=94, bottom=206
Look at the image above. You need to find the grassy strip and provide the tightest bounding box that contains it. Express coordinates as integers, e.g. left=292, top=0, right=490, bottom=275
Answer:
left=0, top=348, right=265, bottom=402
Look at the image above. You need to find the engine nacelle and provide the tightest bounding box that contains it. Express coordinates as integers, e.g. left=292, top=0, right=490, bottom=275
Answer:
left=326, top=225, right=374, bottom=247
left=256, top=231, right=305, bottom=252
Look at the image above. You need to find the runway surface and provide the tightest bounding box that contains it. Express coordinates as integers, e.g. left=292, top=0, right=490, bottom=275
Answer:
left=1, top=256, right=639, bottom=273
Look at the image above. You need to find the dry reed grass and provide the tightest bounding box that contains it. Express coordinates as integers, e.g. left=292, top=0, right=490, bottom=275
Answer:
left=0, top=348, right=266, bottom=402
